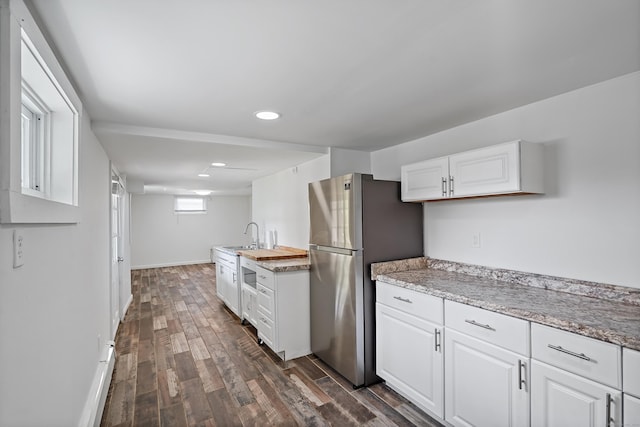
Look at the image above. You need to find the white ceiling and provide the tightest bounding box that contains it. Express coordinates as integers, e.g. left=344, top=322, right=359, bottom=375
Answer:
left=30, top=0, right=640, bottom=195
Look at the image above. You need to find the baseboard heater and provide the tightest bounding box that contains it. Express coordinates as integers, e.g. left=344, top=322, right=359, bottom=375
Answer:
left=78, top=341, right=116, bottom=427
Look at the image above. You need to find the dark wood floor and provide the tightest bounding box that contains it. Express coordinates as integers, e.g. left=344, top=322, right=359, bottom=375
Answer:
left=101, top=264, right=443, bottom=426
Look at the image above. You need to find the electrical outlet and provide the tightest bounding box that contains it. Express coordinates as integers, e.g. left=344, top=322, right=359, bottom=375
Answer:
left=13, top=229, right=24, bottom=268
left=472, top=232, right=481, bottom=248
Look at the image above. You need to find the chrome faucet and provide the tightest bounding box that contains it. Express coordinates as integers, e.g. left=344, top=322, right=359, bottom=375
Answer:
left=244, top=222, right=260, bottom=249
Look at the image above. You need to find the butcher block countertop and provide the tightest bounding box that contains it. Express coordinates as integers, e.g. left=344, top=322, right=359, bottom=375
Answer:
left=237, top=246, right=308, bottom=261
left=372, top=257, right=640, bottom=351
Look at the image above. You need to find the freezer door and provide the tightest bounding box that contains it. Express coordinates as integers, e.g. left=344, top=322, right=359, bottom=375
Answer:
left=309, top=174, right=362, bottom=250
left=310, top=245, right=364, bottom=386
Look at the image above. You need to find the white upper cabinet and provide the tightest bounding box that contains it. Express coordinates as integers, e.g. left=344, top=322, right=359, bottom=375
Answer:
left=401, top=140, right=544, bottom=202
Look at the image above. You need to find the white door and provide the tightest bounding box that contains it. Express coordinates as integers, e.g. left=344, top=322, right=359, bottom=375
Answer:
left=625, top=394, right=640, bottom=426
left=401, top=156, right=450, bottom=201
left=445, top=329, right=529, bottom=427
left=110, top=171, right=125, bottom=338
left=531, top=360, right=622, bottom=427
left=376, top=303, right=444, bottom=417
left=448, top=141, right=519, bottom=197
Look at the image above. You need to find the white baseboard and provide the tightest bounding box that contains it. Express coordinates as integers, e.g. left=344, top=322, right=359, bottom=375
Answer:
left=121, top=294, right=133, bottom=321
left=77, top=343, right=116, bottom=427
left=131, top=259, right=212, bottom=270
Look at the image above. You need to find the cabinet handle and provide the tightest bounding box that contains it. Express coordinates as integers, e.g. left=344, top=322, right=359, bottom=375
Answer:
left=464, top=319, right=495, bottom=331
left=259, top=275, right=267, bottom=280
left=233, top=273, right=237, bottom=283
left=605, top=393, right=612, bottom=427
left=449, top=175, right=454, bottom=196
left=441, top=177, right=447, bottom=197
left=435, top=329, right=441, bottom=352
left=259, top=288, right=267, bottom=294
left=393, top=296, right=412, bottom=304
left=547, top=344, right=591, bottom=361
left=518, top=360, right=526, bottom=390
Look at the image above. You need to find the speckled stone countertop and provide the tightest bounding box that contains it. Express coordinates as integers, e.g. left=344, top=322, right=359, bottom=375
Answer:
left=256, top=257, right=310, bottom=273
left=374, top=259, right=640, bottom=351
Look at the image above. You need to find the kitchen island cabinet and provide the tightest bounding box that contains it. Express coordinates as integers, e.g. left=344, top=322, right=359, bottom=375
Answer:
left=255, top=264, right=310, bottom=361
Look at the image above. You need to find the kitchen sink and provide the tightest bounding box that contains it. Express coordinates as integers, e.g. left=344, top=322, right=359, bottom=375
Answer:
left=223, top=245, right=255, bottom=251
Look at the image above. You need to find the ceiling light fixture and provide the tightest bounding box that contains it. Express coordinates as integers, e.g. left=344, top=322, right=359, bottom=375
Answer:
left=210, top=162, right=227, bottom=167
left=194, top=190, right=212, bottom=196
left=255, top=111, right=280, bottom=120
left=198, top=173, right=210, bottom=177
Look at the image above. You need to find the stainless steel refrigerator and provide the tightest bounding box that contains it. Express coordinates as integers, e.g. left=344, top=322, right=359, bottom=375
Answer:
left=309, top=173, right=423, bottom=387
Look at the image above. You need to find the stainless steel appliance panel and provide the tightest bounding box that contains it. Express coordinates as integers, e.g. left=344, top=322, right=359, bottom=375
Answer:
left=309, top=174, right=363, bottom=250
left=309, top=246, right=364, bottom=386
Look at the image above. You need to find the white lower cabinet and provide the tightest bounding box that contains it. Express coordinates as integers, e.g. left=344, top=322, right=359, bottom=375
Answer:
left=241, top=284, right=257, bottom=326
left=444, top=328, right=529, bottom=427
left=376, top=302, right=443, bottom=418
left=255, top=266, right=310, bottom=361
left=375, top=281, right=634, bottom=427
left=625, top=394, right=640, bottom=426
left=531, top=360, right=621, bottom=427
left=215, top=249, right=240, bottom=316
left=531, top=323, right=622, bottom=427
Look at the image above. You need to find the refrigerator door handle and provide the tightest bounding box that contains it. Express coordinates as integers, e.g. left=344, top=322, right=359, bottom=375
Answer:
left=309, top=244, right=361, bottom=256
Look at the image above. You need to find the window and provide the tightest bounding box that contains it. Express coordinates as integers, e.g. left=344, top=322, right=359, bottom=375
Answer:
left=0, top=0, right=82, bottom=223
left=21, top=83, right=49, bottom=196
left=174, top=196, right=207, bottom=213
left=20, top=30, right=78, bottom=204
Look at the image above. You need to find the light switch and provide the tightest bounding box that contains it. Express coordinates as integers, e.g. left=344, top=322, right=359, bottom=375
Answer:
left=13, top=229, right=24, bottom=268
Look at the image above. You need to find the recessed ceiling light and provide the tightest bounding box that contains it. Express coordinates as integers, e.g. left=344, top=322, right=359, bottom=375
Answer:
left=198, top=173, right=210, bottom=177
left=211, top=162, right=227, bottom=167
left=194, top=190, right=212, bottom=196
left=255, top=111, right=280, bottom=120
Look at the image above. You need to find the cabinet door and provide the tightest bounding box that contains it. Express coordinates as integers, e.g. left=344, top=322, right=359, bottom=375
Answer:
left=216, top=263, right=227, bottom=302
left=531, top=360, right=621, bottom=427
left=445, top=329, right=529, bottom=427
left=376, top=303, right=443, bottom=418
left=401, top=157, right=449, bottom=201
left=625, top=394, right=640, bottom=426
left=449, top=141, right=519, bottom=197
left=226, top=265, right=239, bottom=315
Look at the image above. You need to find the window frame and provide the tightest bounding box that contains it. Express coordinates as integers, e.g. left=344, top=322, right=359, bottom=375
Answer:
left=0, top=0, right=82, bottom=224
left=174, top=196, right=208, bottom=214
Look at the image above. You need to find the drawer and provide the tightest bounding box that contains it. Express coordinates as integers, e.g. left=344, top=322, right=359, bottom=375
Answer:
left=531, top=323, right=621, bottom=389
left=257, top=309, right=275, bottom=348
left=445, top=300, right=529, bottom=355
left=240, top=256, right=256, bottom=270
left=624, top=347, right=640, bottom=396
left=216, top=250, right=237, bottom=267
left=256, top=266, right=275, bottom=290
left=376, top=281, right=443, bottom=324
left=257, top=284, right=274, bottom=319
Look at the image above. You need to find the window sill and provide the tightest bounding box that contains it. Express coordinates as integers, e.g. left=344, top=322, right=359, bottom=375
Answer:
left=0, top=190, right=80, bottom=224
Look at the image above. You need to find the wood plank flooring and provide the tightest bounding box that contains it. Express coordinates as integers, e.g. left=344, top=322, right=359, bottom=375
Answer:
left=101, top=264, right=443, bottom=427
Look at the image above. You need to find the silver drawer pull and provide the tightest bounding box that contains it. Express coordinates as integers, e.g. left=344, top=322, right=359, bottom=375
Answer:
left=547, top=344, right=591, bottom=361
left=393, top=296, right=412, bottom=304
left=259, top=275, right=267, bottom=279
left=518, top=359, right=526, bottom=390
left=605, top=393, right=613, bottom=427
left=464, top=319, right=495, bottom=331
left=259, top=289, right=267, bottom=294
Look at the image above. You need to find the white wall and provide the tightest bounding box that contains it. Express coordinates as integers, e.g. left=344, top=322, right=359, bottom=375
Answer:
left=252, top=155, right=330, bottom=249
left=329, top=147, right=371, bottom=177
left=131, top=194, right=251, bottom=268
left=0, top=113, right=112, bottom=425
left=372, top=71, right=640, bottom=288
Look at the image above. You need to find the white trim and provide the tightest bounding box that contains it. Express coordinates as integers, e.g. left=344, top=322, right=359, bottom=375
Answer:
left=131, top=259, right=212, bottom=270
left=121, top=294, right=133, bottom=321
left=77, top=343, right=115, bottom=427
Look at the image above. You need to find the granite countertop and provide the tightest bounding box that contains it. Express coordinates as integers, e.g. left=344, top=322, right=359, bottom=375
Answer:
left=375, top=260, right=640, bottom=351
left=256, top=257, right=310, bottom=273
